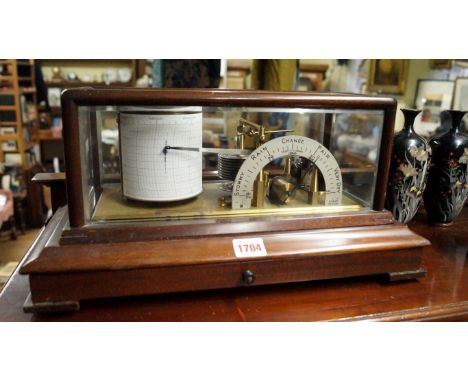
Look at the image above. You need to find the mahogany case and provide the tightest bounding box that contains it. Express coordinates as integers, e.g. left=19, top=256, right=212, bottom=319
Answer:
left=20, top=88, right=430, bottom=313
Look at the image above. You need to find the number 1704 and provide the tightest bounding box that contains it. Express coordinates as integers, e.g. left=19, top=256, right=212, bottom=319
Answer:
left=238, top=243, right=262, bottom=253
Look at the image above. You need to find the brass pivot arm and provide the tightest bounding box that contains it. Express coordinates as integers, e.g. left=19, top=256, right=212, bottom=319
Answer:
left=237, top=118, right=294, bottom=147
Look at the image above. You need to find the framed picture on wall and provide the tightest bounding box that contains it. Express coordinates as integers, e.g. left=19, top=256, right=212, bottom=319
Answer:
left=452, top=77, right=468, bottom=110
left=429, top=59, right=453, bottom=70
left=413, top=79, right=454, bottom=138
left=453, top=77, right=468, bottom=131
left=367, top=59, right=408, bottom=94
left=47, top=87, right=61, bottom=108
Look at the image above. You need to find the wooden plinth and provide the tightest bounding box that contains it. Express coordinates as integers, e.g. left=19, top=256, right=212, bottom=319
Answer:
left=19, top=207, right=430, bottom=313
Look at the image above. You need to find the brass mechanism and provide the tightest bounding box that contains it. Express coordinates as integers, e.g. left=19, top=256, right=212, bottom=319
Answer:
left=267, top=155, right=298, bottom=205
left=237, top=118, right=294, bottom=148
left=236, top=118, right=294, bottom=208
left=252, top=170, right=266, bottom=207
left=307, top=165, right=319, bottom=205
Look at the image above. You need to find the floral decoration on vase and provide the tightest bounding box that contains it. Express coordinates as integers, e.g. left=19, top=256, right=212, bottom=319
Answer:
left=386, top=109, right=431, bottom=223
left=423, top=109, right=468, bottom=225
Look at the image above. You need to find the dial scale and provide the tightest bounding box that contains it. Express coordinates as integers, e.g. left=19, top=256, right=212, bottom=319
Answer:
left=232, top=135, right=343, bottom=209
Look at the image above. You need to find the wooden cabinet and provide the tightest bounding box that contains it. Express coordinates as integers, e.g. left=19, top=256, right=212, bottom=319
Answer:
left=299, top=64, right=329, bottom=91
left=40, top=59, right=141, bottom=89
left=0, top=59, right=39, bottom=166
left=36, top=59, right=145, bottom=172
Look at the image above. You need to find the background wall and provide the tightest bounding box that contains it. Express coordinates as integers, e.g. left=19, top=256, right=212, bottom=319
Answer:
left=226, top=59, right=465, bottom=132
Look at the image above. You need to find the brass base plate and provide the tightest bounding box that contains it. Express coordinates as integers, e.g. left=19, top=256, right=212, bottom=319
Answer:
left=92, top=182, right=363, bottom=222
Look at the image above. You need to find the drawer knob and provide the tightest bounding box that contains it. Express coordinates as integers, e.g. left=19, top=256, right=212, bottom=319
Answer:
left=242, top=270, right=256, bottom=285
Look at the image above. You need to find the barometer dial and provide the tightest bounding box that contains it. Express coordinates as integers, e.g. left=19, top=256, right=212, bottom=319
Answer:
left=232, top=135, right=342, bottom=209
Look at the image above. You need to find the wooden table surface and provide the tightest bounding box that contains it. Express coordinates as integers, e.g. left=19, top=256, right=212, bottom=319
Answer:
left=0, top=208, right=467, bottom=321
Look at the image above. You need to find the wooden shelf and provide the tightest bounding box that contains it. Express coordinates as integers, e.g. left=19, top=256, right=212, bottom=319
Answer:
left=45, top=80, right=133, bottom=88
left=41, top=59, right=134, bottom=63
left=16, top=60, right=33, bottom=66
left=40, top=59, right=143, bottom=88
left=0, top=89, right=35, bottom=95
left=0, top=121, right=18, bottom=126
left=34, top=60, right=142, bottom=168
left=300, top=63, right=329, bottom=73
left=20, top=121, right=33, bottom=128
left=1, top=59, right=32, bottom=66
left=37, top=129, right=62, bottom=141
left=0, top=105, right=16, bottom=111
left=0, top=59, right=38, bottom=164
left=2, top=141, right=37, bottom=153
left=24, top=141, right=37, bottom=151
left=21, top=87, right=36, bottom=94
left=0, top=134, right=18, bottom=141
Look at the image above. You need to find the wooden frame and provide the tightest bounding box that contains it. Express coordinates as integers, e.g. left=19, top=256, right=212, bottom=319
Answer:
left=367, top=59, right=408, bottom=95
left=20, top=88, right=431, bottom=313
left=60, top=88, right=398, bottom=228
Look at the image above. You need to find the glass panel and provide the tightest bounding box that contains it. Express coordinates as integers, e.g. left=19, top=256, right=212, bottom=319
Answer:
left=78, top=107, right=94, bottom=222
left=77, top=105, right=384, bottom=225
left=98, top=110, right=120, bottom=177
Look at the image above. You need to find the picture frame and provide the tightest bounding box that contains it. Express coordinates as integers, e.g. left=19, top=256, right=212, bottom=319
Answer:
left=430, top=59, right=453, bottom=70
left=453, top=60, right=468, bottom=69
left=47, top=87, right=61, bottom=108
left=452, top=77, right=468, bottom=110
left=413, top=79, right=454, bottom=138
left=367, top=59, right=408, bottom=94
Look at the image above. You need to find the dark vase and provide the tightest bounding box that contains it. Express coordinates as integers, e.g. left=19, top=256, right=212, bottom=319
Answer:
left=386, top=108, right=431, bottom=224
left=423, top=110, right=468, bottom=226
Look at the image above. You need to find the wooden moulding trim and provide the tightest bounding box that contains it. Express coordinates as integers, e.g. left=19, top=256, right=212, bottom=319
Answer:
left=21, top=224, right=430, bottom=275
left=23, top=293, right=80, bottom=314
left=61, top=95, right=85, bottom=227
left=23, top=208, right=68, bottom=265
left=28, top=247, right=422, bottom=303
left=61, top=87, right=397, bottom=109
left=32, top=172, right=66, bottom=186
left=373, top=105, right=397, bottom=211
left=10, top=207, right=68, bottom=296
left=59, top=210, right=396, bottom=245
